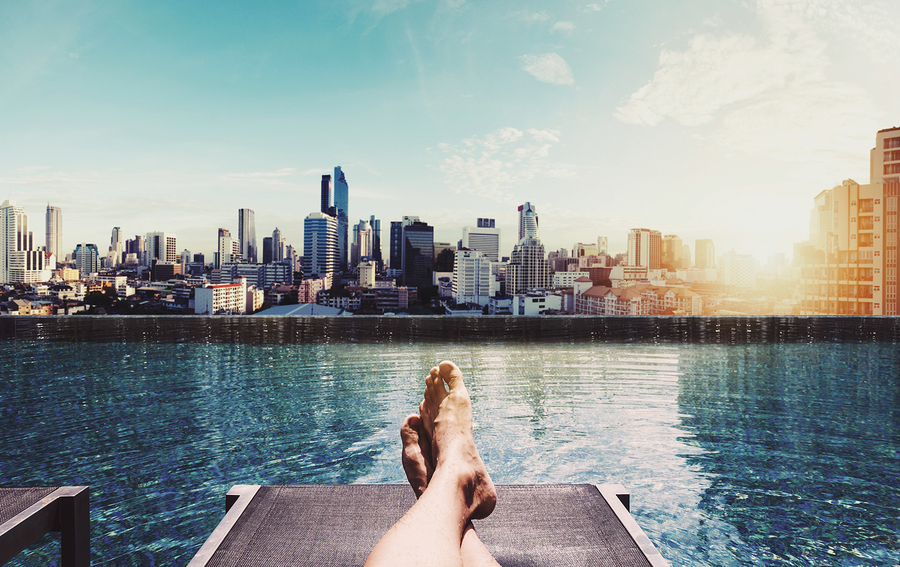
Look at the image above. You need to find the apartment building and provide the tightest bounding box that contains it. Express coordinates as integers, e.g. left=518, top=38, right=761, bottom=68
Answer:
left=800, top=127, right=900, bottom=314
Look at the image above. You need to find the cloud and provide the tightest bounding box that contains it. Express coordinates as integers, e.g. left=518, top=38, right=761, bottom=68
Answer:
left=520, top=53, right=574, bottom=85
left=614, top=0, right=887, bottom=173
left=583, top=2, right=609, bottom=12
left=0, top=169, right=107, bottom=188
left=551, top=21, right=575, bottom=35
left=437, top=127, right=576, bottom=203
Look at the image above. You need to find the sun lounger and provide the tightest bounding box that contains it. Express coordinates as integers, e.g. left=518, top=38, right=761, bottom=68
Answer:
left=0, top=486, right=90, bottom=566
left=189, top=484, right=667, bottom=566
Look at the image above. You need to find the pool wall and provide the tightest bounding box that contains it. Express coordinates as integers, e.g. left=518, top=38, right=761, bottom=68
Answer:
left=2, top=315, right=899, bottom=344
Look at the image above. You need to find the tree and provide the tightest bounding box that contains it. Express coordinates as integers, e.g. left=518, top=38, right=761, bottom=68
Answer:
left=84, top=291, right=112, bottom=307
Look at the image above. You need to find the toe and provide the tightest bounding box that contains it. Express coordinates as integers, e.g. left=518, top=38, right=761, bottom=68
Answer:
left=439, top=360, right=464, bottom=391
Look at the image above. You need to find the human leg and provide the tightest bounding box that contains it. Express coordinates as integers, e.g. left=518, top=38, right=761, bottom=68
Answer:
left=401, top=413, right=501, bottom=567
left=364, top=362, right=497, bottom=567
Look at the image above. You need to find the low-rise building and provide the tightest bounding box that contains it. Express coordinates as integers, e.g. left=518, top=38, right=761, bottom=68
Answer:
left=194, top=279, right=248, bottom=315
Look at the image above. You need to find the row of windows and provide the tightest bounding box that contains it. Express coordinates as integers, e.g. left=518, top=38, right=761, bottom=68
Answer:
left=885, top=137, right=900, bottom=149
left=887, top=150, right=900, bottom=162
left=885, top=164, right=900, bottom=175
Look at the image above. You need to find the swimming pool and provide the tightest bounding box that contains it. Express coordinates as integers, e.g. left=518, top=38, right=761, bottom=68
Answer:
left=2, top=317, right=898, bottom=565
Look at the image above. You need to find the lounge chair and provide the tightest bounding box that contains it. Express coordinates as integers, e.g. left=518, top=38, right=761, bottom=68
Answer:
left=0, top=486, right=90, bottom=566
left=188, top=484, right=667, bottom=566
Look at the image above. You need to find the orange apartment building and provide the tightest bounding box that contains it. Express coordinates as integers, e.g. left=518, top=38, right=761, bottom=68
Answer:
left=800, top=127, right=900, bottom=315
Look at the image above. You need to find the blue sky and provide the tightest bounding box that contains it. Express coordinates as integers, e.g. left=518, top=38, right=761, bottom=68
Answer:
left=2, top=0, right=897, bottom=264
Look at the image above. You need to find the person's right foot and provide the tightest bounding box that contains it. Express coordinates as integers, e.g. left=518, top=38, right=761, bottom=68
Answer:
left=419, top=361, right=496, bottom=520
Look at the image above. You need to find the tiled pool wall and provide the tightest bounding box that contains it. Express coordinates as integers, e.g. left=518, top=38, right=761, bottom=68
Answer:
left=2, top=315, right=900, bottom=344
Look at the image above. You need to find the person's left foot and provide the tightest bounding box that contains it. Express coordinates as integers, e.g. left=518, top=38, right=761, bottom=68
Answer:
left=400, top=414, right=433, bottom=499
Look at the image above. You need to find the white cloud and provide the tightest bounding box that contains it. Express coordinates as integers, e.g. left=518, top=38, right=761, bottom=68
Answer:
left=614, top=0, right=887, bottom=173
left=528, top=128, right=561, bottom=143
left=520, top=53, right=574, bottom=85
left=551, top=21, right=575, bottom=35
left=583, top=1, right=610, bottom=12
left=437, top=128, right=575, bottom=203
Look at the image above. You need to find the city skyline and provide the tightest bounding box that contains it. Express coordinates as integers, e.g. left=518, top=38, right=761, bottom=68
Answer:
left=1, top=1, right=897, bottom=261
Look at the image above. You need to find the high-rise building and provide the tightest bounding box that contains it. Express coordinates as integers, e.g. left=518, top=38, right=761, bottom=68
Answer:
left=272, top=227, right=284, bottom=262
left=303, top=212, right=339, bottom=289
left=180, top=249, right=191, bottom=265
left=334, top=166, right=349, bottom=271
left=517, top=202, right=539, bottom=241
left=1, top=200, right=47, bottom=283
left=506, top=236, right=549, bottom=294
left=401, top=220, right=434, bottom=288
left=216, top=228, right=236, bottom=269
left=695, top=239, right=716, bottom=269
left=370, top=215, right=382, bottom=265
left=238, top=208, right=256, bottom=263
left=106, top=227, right=124, bottom=267
left=146, top=232, right=178, bottom=264
left=597, top=236, right=608, bottom=256
left=628, top=228, right=661, bottom=269
left=800, top=128, right=900, bottom=315
left=682, top=245, right=692, bottom=268
left=352, top=220, right=373, bottom=267
left=453, top=249, right=493, bottom=306
left=462, top=219, right=500, bottom=261
left=262, top=237, right=273, bottom=264
left=389, top=221, right=403, bottom=270
left=193, top=253, right=205, bottom=265
left=321, top=174, right=333, bottom=215
left=74, top=243, right=99, bottom=278
left=662, top=235, right=683, bottom=270
left=45, top=205, right=62, bottom=261
left=719, top=249, right=757, bottom=288
left=390, top=216, right=419, bottom=271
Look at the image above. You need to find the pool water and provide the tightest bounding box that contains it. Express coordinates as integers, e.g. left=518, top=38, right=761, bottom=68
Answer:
left=2, top=338, right=898, bottom=565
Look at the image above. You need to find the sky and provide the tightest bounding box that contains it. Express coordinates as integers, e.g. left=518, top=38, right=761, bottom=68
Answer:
left=2, top=0, right=898, bottom=265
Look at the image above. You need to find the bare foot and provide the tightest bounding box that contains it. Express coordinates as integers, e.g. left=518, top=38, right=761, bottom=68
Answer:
left=400, top=414, right=433, bottom=498
left=418, top=361, right=496, bottom=520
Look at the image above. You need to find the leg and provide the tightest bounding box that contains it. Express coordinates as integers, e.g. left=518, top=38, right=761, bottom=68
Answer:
left=401, top=413, right=501, bottom=567
left=365, top=362, right=497, bottom=567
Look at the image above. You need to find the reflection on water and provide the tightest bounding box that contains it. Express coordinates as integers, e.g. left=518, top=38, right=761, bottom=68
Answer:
left=677, top=344, right=900, bottom=565
left=2, top=323, right=898, bottom=566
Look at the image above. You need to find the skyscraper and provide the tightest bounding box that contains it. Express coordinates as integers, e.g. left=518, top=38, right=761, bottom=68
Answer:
left=628, top=228, right=662, bottom=269
left=597, top=236, right=608, bottom=256
left=461, top=218, right=500, bottom=262
left=506, top=237, right=549, bottom=294
left=352, top=220, right=373, bottom=267
left=334, top=166, right=349, bottom=271
left=321, top=174, right=333, bottom=214
left=401, top=219, right=434, bottom=288
left=695, top=239, right=716, bottom=269
left=390, top=221, right=403, bottom=270
left=74, top=243, right=99, bottom=278
left=262, top=236, right=273, bottom=264
left=518, top=202, right=539, bottom=241
left=45, top=204, right=62, bottom=261
left=662, top=234, right=683, bottom=270
left=369, top=215, right=382, bottom=265
left=303, top=212, right=339, bottom=289
left=107, top=227, right=124, bottom=267
left=1, top=200, right=47, bottom=283
left=238, top=208, right=256, bottom=263
left=272, top=227, right=284, bottom=262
